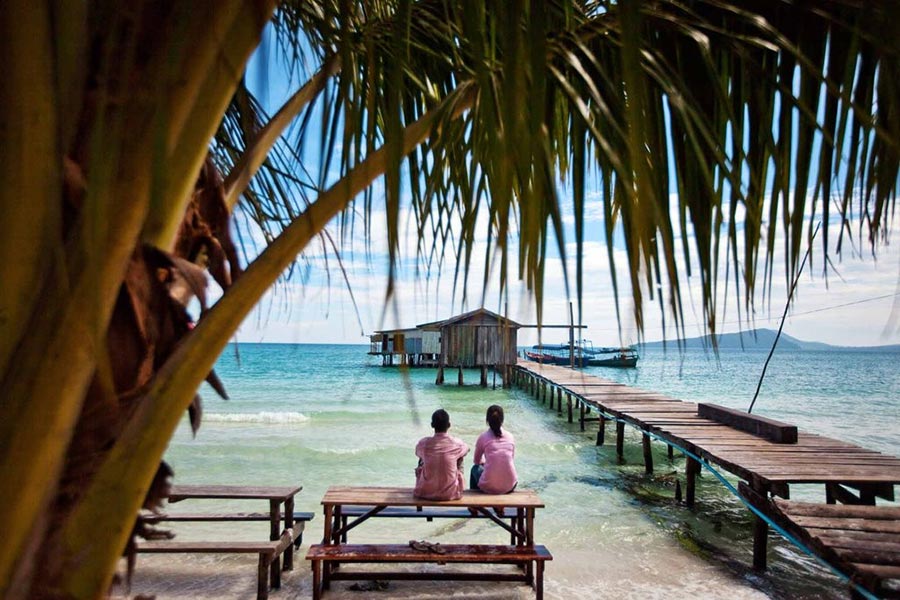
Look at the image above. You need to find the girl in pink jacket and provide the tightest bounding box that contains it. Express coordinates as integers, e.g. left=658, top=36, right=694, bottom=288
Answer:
left=470, top=405, right=518, bottom=494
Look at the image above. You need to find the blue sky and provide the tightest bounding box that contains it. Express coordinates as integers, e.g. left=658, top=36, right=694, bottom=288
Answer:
left=229, top=173, right=900, bottom=347
left=229, top=35, right=900, bottom=348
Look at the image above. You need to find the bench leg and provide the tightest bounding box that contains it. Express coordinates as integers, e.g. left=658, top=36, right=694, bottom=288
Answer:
left=270, top=554, right=281, bottom=589
left=257, top=555, right=270, bottom=600
left=323, top=560, right=332, bottom=590
left=535, top=560, right=544, bottom=600
left=312, top=560, right=322, bottom=600
left=270, top=500, right=281, bottom=587
left=284, top=496, right=295, bottom=570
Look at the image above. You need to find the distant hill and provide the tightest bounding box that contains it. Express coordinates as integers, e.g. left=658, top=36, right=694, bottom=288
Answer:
left=640, top=328, right=900, bottom=352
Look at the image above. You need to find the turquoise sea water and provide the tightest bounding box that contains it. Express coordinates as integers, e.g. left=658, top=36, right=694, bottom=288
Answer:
left=128, top=344, right=900, bottom=599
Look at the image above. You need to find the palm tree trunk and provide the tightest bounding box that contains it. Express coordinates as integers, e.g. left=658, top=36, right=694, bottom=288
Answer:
left=0, top=2, right=276, bottom=598
left=48, top=87, right=473, bottom=600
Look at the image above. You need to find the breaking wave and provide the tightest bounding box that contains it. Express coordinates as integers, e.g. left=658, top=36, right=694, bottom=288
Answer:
left=203, top=411, right=310, bottom=424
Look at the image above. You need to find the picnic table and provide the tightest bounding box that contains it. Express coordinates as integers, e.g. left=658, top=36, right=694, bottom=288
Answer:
left=306, top=486, right=552, bottom=599
left=168, top=484, right=303, bottom=569
left=138, top=484, right=311, bottom=600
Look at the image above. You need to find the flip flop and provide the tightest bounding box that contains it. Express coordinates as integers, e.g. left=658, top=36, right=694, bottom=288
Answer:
left=408, top=539, right=447, bottom=555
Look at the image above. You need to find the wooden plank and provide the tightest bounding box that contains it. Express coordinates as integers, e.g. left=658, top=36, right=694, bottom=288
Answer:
left=832, top=547, right=900, bottom=566
left=816, top=538, right=900, bottom=554
left=306, top=543, right=553, bottom=562
left=704, top=446, right=881, bottom=453
left=169, top=485, right=302, bottom=502
left=722, top=450, right=900, bottom=459
left=746, top=458, right=900, bottom=465
left=788, top=516, right=900, bottom=534
left=322, top=487, right=544, bottom=509
left=138, top=541, right=279, bottom=554
left=698, top=403, right=797, bottom=443
left=141, top=511, right=315, bottom=523
left=777, top=500, right=900, bottom=520
left=850, top=563, right=900, bottom=580
left=763, top=474, right=900, bottom=484
left=751, top=466, right=900, bottom=475
left=806, top=528, right=900, bottom=544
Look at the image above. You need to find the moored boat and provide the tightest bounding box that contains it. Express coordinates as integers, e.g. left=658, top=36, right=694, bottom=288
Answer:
left=523, top=343, right=639, bottom=368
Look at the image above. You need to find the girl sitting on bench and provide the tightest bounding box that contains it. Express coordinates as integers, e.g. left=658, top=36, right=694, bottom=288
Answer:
left=470, top=405, right=518, bottom=495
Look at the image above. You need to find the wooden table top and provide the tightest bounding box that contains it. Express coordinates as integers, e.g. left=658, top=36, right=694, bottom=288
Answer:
left=322, top=486, right=544, bottom=508
left=169, top=484, right=302, bottom=502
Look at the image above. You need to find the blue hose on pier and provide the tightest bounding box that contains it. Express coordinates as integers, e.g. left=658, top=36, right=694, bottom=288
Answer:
left=591, top=408, right=881, bottom=600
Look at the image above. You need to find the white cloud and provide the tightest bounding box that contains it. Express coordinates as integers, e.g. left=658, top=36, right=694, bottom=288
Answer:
left=232, top=178, right=900, bottom=348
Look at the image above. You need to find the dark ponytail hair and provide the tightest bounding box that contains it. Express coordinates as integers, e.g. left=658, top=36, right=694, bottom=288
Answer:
left=486, top=405, right=504, bottom=437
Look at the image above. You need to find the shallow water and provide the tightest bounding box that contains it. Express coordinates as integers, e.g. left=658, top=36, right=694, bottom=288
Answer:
left=125, top=344, right=899, bottom=599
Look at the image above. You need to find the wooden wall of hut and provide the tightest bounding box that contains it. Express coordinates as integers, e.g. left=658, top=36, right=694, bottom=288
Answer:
left=439, top=325, right=517, bottom=367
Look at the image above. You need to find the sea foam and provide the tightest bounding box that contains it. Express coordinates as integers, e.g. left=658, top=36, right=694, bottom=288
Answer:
left=203, top=411, right=310, bottom=424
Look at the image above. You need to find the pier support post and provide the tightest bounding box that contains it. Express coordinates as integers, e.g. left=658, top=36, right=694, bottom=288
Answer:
left=579, top=402, right=585, bottom=431
left=597, top=417, right=606, bottom=446
left=458, top=366, right=464, bottom=386
left=566, top=393, right=573, bottom=423
left=436, top=366, right=444, bottom=385
left=542, top=381, right=548, bottom=404
left=752, top=484, right=769, bottom=571
left=667, top=444, right=674, bottom=460
left=480, top=366, right=488, bottom=387
left=615, top=422, right=625, bottom=459
left=685, top=456, right=699, bottom=508
left=557, top=388, right=563, bottom=415
left=642, top=433, right=653, bottom=474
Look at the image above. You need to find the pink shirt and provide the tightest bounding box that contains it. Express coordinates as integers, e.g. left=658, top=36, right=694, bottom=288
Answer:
left=474, top=429, right=517, bottom=494
left=414, top=433, right=470, bottom=500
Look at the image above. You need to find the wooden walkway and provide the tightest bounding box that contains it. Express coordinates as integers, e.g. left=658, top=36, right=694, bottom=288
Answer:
left=514, top=361, right=900, bottom=597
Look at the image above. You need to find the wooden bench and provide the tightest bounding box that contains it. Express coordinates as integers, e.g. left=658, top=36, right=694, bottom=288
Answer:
left=140, top=511, right=315, bottom=546
left=136, top=513, right=313, bottom=600
left=306, top=543, right=552, bottom=600
left=698, top=402, right=798, bottom=443
left=137, top=531, right=294, bottom=600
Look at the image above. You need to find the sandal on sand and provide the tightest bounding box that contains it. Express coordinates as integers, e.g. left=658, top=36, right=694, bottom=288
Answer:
left=348, top=580, right=389, bottom=592
left=408, top=540, right=446, bottom=554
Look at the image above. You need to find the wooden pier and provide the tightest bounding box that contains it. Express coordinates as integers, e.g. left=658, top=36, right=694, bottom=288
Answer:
left=515, top=361, right=900, bottom=597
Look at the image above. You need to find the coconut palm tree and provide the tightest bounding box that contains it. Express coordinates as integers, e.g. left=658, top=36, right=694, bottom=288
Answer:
left=0, top=0, right=896, bottom=597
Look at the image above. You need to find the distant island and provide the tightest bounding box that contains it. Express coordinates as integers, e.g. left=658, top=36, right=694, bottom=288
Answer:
left=640, top=328, right=900, bottom=352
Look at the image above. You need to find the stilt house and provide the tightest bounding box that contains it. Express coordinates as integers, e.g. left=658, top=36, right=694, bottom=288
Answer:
left=368, top=327, right=440, bottom=366
left=419, top=308, right=521, bottom=387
